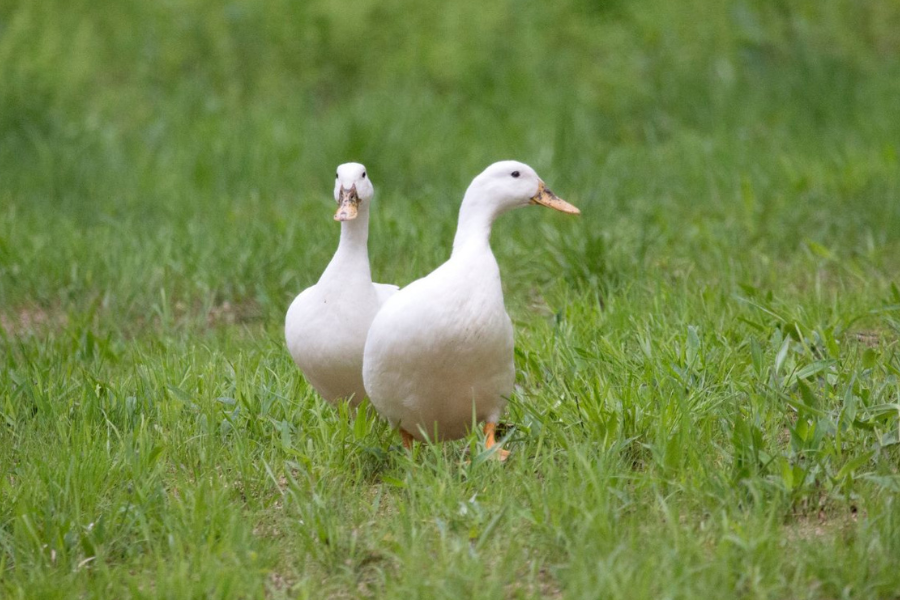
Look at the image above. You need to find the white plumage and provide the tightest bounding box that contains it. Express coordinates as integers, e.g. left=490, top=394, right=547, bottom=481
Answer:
left=285, top=163, right=398, bottom=406
left=363, top=161, right=579, bottom=453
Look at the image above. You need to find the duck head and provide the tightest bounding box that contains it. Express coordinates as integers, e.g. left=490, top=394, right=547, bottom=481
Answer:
left=333, top=162, right=374, bottom=221
left=464, top=161, right=580, bottom=217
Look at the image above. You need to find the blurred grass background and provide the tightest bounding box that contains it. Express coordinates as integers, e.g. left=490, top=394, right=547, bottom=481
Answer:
left=2, top=0, right=900, bottom=597
left=3, top=0, right=898, bottom=317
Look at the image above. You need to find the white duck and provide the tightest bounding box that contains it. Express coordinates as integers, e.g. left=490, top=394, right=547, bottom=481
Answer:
left=362, top=161, right=579, bottom=457
left=285, top=163, right=398, bottom=407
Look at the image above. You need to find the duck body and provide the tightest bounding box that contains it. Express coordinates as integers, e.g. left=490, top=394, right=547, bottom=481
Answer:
left=363, top=160, right=579, bottom=444
left=362, top=242, right=514, bottom=440
left=285, top=254, right=391, bottom=406
left=285, top=163, right=397, bottom=406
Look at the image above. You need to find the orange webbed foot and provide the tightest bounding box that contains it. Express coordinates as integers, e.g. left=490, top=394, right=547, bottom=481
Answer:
left=483, top=422, right=510, bottom=461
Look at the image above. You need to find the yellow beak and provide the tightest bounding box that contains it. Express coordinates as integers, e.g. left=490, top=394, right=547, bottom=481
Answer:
left=530, top=181, right=580, bottom=215
left=334, top=185, right=360, bottom=221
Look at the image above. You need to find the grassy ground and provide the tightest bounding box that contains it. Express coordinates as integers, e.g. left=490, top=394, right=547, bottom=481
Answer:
left=2, top=0, right=900, bottom=597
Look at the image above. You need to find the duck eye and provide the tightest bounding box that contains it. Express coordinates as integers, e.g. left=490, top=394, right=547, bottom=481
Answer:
left=335, top=172, right=339, bottom=179
left=511, top=171, right=520, bottom=178
left=362, top=171, right=367, bottom=179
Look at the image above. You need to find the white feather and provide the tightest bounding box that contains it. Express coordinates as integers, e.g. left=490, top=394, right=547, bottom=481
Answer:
left=285, top=163, right=396, bottom=406
left=363, top=160, right=573, bottom=440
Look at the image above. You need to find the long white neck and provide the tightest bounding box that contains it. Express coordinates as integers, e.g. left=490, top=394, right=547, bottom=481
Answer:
left=451, top=193, right=502, bottom=258
left=320, top=202, right=371, bottom=282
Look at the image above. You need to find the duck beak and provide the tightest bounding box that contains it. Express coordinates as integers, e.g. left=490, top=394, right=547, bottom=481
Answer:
left=530, top=181, right=580, bottom=215
left=334, top=185, right=360, bottom=221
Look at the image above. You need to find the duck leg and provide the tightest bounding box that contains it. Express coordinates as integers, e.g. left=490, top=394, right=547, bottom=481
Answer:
left=483, top=422, right=510, bottom=461
left=400, top=428, right=415, bottom=450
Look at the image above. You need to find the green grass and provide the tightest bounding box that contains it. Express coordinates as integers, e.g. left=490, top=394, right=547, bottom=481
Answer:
left=2, top=0, right=900, bottom=597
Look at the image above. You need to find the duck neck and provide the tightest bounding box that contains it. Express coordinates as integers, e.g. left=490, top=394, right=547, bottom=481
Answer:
left=451, top=197, right=499, bottom=258
left=321, top=203, right=371, bottom=281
